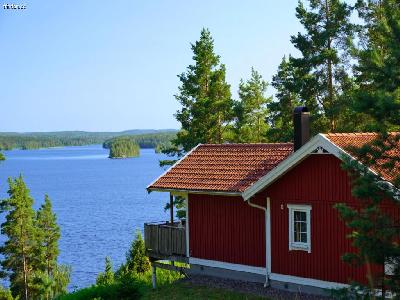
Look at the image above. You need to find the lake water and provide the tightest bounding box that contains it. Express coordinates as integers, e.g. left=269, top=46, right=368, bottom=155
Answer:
left=0, top=145, right=169, bottom=290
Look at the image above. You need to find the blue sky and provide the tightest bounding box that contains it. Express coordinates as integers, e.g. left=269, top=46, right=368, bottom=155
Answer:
left=0, top=0, right=302, bottom=132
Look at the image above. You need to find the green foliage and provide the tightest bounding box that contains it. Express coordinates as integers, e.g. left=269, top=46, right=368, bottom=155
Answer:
left=233, top=68, right=271, bottom=143
left=173, top=28, right=233, bottom=152
left=96, top=257, right=115, bottom=286
left=103, top=132, right=176, bottom=150
left=108, top=139, right=140, bottom=159
left=57, top=276, right=141, bottom=300
left=0, top=176, right=37, bottom=300
left=353, top=0, right=400, bottom=132
left=164, top=196, right=186, bottom=219
left=0, top=152, right=5, bottom=161
left=288, top=0, right=356, bottom=133
left=0, top=130, right=177, bottom=151
left=0, top=285, right=16, bottom=300
left=268, top=56, right=302, bottom=142
left=117, top=231, right=150, bottom=276
left=334, top=1, right=400, bottom=296
left=0, top=177, right=70, bottom=300
left=36, top=195, right=60, bottom=275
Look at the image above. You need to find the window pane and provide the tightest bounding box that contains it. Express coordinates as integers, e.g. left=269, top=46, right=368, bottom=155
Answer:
left=300, top=221, right=307, bottom=233
left=294, top=211, right=306, bottom=222
left=293, top=210, right=308, bottom=244
left=301, top=233, right=308, bottom=243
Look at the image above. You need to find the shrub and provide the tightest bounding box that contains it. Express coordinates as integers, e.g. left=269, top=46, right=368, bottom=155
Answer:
left=117, top=231, right=150, bottom=277
left=96, top=257, right=115, bottom=286
left=57, top=276, right=141, bottom=300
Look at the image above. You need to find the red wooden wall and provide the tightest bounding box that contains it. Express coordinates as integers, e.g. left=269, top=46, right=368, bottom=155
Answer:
left=189, top=194, right=265, bottom=267
left=254, top=154, right=400, bottom=284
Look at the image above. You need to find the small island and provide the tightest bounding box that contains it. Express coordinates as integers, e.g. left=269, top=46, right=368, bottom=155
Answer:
left=108, top=138, right=140, bottom=158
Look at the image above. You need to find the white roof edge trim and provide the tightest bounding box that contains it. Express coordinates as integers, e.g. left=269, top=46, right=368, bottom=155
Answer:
left=146, top=144, right=202, bottom=192
left=319, top=134, right=399, bottom=199
left=243, top=133, right=398, bottom=201
left=147, top=188, right=241, bottom=197
left=242, top=134, right=324, bottom=200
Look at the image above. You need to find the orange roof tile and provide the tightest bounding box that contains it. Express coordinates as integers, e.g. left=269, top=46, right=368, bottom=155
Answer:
left=148, top=143, right=294, bottom=193
left=324, top=132, right=400, bottom=184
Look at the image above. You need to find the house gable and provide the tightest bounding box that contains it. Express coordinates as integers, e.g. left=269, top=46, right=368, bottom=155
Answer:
left=243, top=133, right=399, bottom=201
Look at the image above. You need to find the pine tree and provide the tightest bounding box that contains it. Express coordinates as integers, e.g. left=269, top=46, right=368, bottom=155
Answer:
left=35, top=194, right=70, bottom=300
left=36, top=195, right=60, bottom=277
left=268, top=56, right=302, bottom=142
left=172, top=28, right=233, bottom=153
left=290, top=0, right=355, bottom=132
left=335, top=0, right=400, bottom=297
left=353, top=0, right=400, bottom=132
left=96, top=257, right=115, bottom=286
left=233, top=68, right=271, bottom=143
left=0, top=176, right=37, bottom=300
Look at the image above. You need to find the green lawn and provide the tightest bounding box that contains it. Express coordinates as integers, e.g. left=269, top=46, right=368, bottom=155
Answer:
left=142, top=280, right=267, bottom=300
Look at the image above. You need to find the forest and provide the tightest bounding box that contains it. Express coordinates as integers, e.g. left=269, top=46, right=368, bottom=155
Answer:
left=103, top=132, right=175, bottom=151
left=108, top=138, right=140, bottom=158
left=0, top=130, right=176, bottom=151
left=161, top=0, right=399, bottom=157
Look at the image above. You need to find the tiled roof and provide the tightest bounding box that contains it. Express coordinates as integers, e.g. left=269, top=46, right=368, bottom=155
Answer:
left=148, top=143, right=294, bottom=193
left=324, top=132, right=400, bottom=184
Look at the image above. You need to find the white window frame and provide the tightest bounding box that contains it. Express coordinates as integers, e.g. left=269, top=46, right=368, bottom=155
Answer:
left=287, top=204, right=312, bottom=253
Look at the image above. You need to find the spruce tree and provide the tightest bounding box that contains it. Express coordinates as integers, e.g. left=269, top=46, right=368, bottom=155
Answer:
left=0, top=176, right=37, bottom=300
left=290, top=0, right=355, bottom=132
left=172, top=28, right=233, bottom=153
left=233, top=68, right=271, bottom=143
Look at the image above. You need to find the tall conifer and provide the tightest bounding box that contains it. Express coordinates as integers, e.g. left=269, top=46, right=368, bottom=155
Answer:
left=173, top=28, right=233, bottom=152
left=0, top=176, right=37, bottom=300
left=290, top=0, right=355, bottom=132
left=335, top=0, right=400, bottom=297
left=36, top=195, right=60, bottom=277
left=233, top=68, right=271, bottom=143
left=268, top=56, right=302, bottom=142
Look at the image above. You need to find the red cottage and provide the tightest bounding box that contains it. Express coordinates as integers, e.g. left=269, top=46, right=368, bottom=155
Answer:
left=145, top=108, right=400, bottom=295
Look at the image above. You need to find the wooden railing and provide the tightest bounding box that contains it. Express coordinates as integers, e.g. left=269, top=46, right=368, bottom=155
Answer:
left=144, top=221, right=186, bottom=259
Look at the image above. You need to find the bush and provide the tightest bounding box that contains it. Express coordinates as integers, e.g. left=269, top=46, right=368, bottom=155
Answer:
left=0, top=285, right=15, bottom=300
left=117, top=231, right=150, bottom=277
left=96, top=257, right=115, bottom=286
left=57, top=276, right=142, bottom=300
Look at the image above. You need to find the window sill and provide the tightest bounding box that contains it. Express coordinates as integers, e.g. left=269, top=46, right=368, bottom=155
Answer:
left=289, top=244, right=311, bottom=253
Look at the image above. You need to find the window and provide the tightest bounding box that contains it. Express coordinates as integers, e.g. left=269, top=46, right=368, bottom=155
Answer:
left=287, top=204, right=312, bottom=252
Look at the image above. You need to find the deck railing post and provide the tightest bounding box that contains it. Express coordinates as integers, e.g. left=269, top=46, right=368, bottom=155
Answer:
left=152, top=264, right=157, bottom=289
left=170, top=194, right=174, bottom=224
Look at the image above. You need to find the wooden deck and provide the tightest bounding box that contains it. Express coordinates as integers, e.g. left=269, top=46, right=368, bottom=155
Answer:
left=144, top=221, right=188, bottom=263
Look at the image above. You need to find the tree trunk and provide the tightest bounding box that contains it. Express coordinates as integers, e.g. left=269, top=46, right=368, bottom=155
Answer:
left=23, top=254, right=28, bottom=300
left=325, top=0, right=335, bottom=132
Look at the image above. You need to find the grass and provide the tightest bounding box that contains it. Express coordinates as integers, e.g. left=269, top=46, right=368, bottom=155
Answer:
left=59, top=263, right=268, bottom=300
left=141, top=280, right=266, bottom=300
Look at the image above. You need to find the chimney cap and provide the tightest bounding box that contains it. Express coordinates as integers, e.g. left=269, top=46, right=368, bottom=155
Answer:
left=294, top=106, right=309, bottom=114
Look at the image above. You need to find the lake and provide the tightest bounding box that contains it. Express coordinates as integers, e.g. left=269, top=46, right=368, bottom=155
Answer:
left=0, top=145, right=169, bottom=290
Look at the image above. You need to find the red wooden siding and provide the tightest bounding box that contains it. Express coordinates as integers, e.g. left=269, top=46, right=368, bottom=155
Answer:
left=189, top=194, right=265, bottom=267
left=254, top=154, right=400, bottom=284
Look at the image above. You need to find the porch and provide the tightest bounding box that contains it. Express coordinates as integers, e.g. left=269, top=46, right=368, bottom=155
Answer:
left=144, top=220, right=188, bottom=263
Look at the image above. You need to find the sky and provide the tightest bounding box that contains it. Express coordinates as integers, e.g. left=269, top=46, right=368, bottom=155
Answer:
left=0, top=0, right=303, bottom=132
